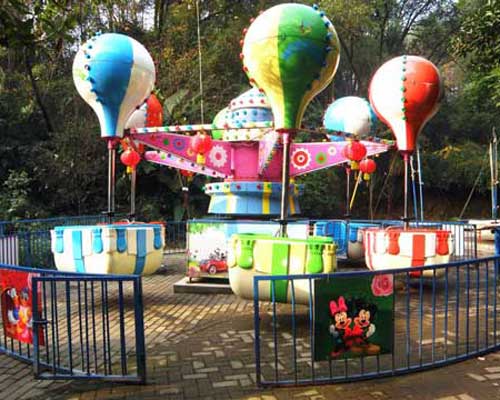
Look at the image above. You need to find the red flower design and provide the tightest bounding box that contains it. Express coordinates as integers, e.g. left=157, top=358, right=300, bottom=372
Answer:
left=371, top=274, right=393, bottom=297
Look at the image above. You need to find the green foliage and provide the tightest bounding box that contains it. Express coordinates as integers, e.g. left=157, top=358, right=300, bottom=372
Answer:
left=0, top=170, right=32, bottom=219
left=0, top=0, right=498, bottom=222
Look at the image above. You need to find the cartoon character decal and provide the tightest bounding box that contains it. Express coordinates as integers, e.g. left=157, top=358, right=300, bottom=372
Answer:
left=329, top=296, right=351, bottom=357
left=0, top=271, right=43, bottom=345
left=328, top=296, right=381, bottom=357
left=2, top=287, right=33, bottom=343
left=351, top=299, right=380, bottom=355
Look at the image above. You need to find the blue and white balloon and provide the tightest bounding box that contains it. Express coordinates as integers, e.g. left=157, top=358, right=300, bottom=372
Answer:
left=73, top=33, right=155, bottom=138
left=323, top=96, right=377, bottom=139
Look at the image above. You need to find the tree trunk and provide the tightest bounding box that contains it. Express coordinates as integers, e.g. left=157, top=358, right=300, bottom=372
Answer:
left=25, top=50, right=54, bottom=134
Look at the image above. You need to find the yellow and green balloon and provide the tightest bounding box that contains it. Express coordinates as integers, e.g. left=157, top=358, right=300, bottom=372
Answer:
left=242, top=3, right=340, bottom=130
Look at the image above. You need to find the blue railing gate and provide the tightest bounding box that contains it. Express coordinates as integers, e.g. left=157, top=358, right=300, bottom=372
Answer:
left=253, top=256, right=500, bottom=387
left=30, top=274, right=146, bottom=383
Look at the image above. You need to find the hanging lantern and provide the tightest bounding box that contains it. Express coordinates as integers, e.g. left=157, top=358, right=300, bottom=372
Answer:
left=359, top=158, right=377, bottom=181
left=342, top=140, right=367, bottom=170
left=120, top=149, right=141, bottom=173
left=190, top=132, right=213, bottom=164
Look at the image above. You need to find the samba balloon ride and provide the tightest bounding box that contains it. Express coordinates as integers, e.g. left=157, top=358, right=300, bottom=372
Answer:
left=365, top=55, right=452, bottom=275
left=57, top=2, right=452, bottom=289
left=51, top=33, right=165, bottom=276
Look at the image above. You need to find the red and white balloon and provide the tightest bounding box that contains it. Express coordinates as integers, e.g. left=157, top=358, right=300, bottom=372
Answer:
left=369, top=55, right=442, bottom=154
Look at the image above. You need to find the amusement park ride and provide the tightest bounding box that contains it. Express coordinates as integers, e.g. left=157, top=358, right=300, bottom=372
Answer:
left=51, top=3, right=454, bottom=301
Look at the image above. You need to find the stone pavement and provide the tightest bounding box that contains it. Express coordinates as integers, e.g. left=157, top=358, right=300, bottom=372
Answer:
left=1, top=253, right=500, bottom=400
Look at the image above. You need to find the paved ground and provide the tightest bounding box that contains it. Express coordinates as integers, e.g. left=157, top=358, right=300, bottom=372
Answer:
left=2, top=251, right=500, bottom=400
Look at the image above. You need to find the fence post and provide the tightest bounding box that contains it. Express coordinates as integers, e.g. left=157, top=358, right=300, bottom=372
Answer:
left=495, top=228, right=500, bottom=275
left=32, top=276, right=40, bottom=377
left=133, top=277, right=147, bottom=383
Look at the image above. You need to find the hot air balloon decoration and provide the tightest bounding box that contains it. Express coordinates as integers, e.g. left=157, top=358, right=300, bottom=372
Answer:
left=73, top=32, right=156, bottom=217
left=370, top=55, right=442, bottom=227
left=323, top=96, right=378, bottom=141
left=180, top=169, right=195, bottom=179
left=241, top=2, right=340, bottom=235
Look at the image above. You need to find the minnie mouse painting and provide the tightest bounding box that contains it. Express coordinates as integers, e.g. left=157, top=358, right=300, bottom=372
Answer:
left=329, top=296, right=351, bottom=357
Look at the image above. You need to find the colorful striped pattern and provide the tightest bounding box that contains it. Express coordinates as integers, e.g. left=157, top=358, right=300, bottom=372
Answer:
left=205, top=181, right=302, bottom=215
left=242, top=4, right=340, bottom=129
left=51, top=224, right=163, bottom=274
left=73, top=33, right=155, bottom=138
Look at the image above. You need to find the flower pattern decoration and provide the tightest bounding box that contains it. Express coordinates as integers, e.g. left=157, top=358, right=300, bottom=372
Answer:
left=291, top=148, right=312, bottom=170
left=208, top=145, right=228, bottom=168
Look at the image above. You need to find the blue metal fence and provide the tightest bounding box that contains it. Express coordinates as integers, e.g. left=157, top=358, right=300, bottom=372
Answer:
left=0, top=263, right=146, bottom=383
left=165, top=221, right=187, bottom=253
left=253, top=256, right=500, bottom=387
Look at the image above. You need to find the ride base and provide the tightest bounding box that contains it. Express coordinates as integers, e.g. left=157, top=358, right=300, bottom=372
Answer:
left=51, top=224, right=164, bottom=275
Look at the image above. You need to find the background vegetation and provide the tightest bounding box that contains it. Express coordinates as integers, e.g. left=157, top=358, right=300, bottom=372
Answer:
left=0, top=0, right=499, bottom=221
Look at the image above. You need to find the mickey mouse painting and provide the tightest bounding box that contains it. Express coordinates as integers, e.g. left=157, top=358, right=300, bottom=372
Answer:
left=350, top=299, right=380, bottom=355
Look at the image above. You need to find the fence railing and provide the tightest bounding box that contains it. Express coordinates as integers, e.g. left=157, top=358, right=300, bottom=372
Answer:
left=253, top=256, right=500, bottom=387
left=0, top=263, right=146, bottom=383
left=0, top=235, right=18, bottom=265
left=165, top=221, right=187, bottom=253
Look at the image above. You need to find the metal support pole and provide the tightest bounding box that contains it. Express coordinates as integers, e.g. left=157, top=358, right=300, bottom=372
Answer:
left=416, top=144, right=424, bottom=221
left=490, top=128, right=498, bottom=220
left=410, top=155, right=419, bottom=225
left=279, top=130, right=292, bottom=237
left=345, top=167, right=351, bottom=218
left=107, top=139, right=117, bottom=222
left=403, top=153, right=409, bottom=230
left=130, top=168, right=137, bottom=221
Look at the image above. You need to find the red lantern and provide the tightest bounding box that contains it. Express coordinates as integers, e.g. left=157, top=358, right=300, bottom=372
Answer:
left=190, top=132, right=213, bottom=164
left=180, top=169, right=194, bottom=178
left=145, top=94, right=163, bottom=127
left=342, top=141, right=367, bottom=170
left=120, top=149, right=141, bottom=173
left=359, top=158, right=376, bottom=180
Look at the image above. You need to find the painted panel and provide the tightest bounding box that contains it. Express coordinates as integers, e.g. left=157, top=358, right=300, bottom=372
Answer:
left=0, top=270, right=44, bottom=345
left=314, top=275, right=393, bottom=361
left=187, top=219, right=309, bottom=280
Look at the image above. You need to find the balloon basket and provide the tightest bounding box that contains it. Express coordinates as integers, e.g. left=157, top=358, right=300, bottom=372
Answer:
left=51, top=223, right=165, bottom=275
left=363, top=227, right=453, bottom=278
left=314, top=221, right=379, bottom=261
left=227, top=234, right=336, bottom=304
